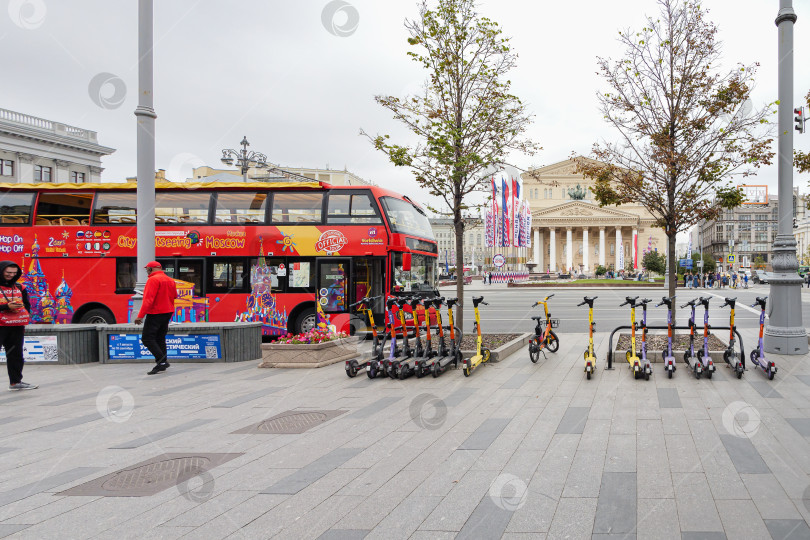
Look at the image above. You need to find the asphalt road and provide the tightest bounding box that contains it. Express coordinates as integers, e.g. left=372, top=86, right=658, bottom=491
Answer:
left=439, top=282, right=810, bottom=335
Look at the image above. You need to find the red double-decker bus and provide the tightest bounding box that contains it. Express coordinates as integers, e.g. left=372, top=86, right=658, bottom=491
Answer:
left=0, top=180, right=438, bottom=335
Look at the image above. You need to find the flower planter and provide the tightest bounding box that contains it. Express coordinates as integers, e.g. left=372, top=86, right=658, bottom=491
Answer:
left=259, top=339, right=358, bottom=368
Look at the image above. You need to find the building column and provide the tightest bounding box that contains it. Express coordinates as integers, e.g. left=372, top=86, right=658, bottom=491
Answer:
left=582, top=227, right=589, bottom=273
left=566, top=227, right=573, bottom=273
left=615, top=227, right=622, bottom=270
left=537, top=228, right=544, bottom=271
left=632, top=227, right=638, bottom=269
left=599, top=226, right=606, bottom=268
left=549, top=227, right=556, bottom=273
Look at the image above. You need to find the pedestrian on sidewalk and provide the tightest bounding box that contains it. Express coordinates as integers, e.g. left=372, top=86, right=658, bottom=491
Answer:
left=134, top=261, right=178, bottom=375
left=744, top=273, right=749, bottom=289
left=1, top=261, right=36, bottom=391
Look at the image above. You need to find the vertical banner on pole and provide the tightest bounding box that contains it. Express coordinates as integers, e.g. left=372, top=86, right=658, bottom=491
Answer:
left=618, top=231, right=624, bottom=271
left=634, top=232, right=638, bottom=269
left=501, top=175, right=510, bottom=248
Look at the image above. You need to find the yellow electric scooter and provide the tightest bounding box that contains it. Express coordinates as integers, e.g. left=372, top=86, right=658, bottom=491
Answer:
left=462, top=296, right=490, bottom=377
left=577, top=296, right=598, bottom=379
left=619, top=296, right=649, bottom=380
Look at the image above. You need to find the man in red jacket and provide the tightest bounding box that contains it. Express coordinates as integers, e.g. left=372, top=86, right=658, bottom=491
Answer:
left=134, top=261, right=178, bottom=375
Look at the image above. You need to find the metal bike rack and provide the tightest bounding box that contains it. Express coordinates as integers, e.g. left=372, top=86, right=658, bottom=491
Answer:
left=606, top=324, right=745, bottom=370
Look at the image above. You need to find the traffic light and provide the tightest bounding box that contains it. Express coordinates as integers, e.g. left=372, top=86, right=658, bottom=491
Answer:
left=796, top=106, right=807, bottom=134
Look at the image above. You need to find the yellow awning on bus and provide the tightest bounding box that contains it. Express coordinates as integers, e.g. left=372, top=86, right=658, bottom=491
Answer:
left=0, top=181, right=323, bottom=190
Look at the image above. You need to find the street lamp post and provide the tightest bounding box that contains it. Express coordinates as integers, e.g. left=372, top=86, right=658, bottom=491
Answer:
left=221, top=136, right=269, bottom=182
left=133, top=0, right=156, bottom=312
left=765, top=0, right=807, bottom=354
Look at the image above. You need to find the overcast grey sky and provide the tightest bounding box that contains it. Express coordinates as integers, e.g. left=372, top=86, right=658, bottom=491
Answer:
left=2, top=0, right=809, bottom=213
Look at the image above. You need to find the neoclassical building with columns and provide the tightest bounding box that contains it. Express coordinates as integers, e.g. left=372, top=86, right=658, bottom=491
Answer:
left=521, top=158, right=667, bottom=274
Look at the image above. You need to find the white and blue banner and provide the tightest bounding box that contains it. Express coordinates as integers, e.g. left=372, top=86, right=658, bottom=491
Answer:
left=108, top=334, right=222, bottom=360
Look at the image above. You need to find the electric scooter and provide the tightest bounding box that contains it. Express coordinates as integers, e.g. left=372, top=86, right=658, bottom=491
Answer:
left=431, top=297, right=462, bottom=377
left=397, top=297, right=427, bottom=379
left=577, top=296, right=597, bottom=379
left=462, top=296, right=490, bottom=376
left=719, top=297, right=744, bottom=379
left=345, top=295, right=384, bottom=377
left=656, top=296, right=677, bottom=378
left=369, top=297, right=401, bottom=379
left=750, top=296, right=776, bottom=380
left=387, top=297, right=414, bottom=378
left=695, top=297, right=716, bottom=379
left=682, top=298, right=701, bottom=376
left=619, top=296, right=647, bottom=380
left=638, top=298, right=654, bottom=379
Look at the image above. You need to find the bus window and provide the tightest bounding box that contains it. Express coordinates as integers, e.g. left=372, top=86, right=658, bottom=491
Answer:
left=287, top=258, right=316, bottom=291
left=327, top=193, right=382, bottom=224
left=36, top=192, right=93, bottom=225
left=94, top=192, right=137, bottom=224
left=393, top=252, right=437, bottom=293
left=155, top=192, right=211, bottom=224
left=176, top=260, right=203, bottom=296
left=115, top=258, right=137, bottom=293
left=214, top=192, right=267, bottom=224
left=380, top=197, right=435, bottom=239
left=247, top=257, right=286, bottom=291
left=0, top=192, right=34, bottom=224
left=271, top=193, right=323, bottom=224
left=209, top=258, right=248, bottom=292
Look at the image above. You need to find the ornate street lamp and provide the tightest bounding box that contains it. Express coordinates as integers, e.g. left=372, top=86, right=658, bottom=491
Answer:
left=221, top=136, right=268, bottom=182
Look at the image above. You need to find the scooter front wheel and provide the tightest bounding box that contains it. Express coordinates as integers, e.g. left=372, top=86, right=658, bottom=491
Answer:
left=483, top=348, right=491, bottom=363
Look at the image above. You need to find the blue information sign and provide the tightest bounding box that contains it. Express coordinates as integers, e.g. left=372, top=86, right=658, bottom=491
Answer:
left=108, top=334, right=221, bottom=360
left=679, top=259, right=693, bottom=268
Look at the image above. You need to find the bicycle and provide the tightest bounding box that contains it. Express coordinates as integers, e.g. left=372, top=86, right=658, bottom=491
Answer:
left=528, top=294, right=559, bottom=363
left=344, top=295, right=384, bottom=378
left=656, top=296, right=677, bottom=378
left=462, top=296, right=490, bottom=377
left=577, top=296, right=597, bottom=379
left=719, top=297, right=743, bottom=379
left=750, top=296, right=776, bottom=380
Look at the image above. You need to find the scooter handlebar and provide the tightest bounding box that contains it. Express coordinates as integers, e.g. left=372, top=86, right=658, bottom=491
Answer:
left=472, top=296, right=488, bottom=307
left=752, top=296, right=768, bottom=308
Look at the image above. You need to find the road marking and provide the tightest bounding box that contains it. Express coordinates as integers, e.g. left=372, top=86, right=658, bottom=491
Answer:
left=700, top=291, right=761, bottom=316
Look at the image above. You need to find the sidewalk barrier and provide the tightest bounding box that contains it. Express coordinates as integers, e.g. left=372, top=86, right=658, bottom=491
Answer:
left=97, top=322, right=262, bottom=364
left=14, top=324, right=99, bottom=365
left=606, top=324, right=745, bottom=370
left=490, top=271, right=529, bottom=284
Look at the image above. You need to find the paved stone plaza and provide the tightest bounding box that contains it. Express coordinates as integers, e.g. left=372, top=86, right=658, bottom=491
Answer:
left=1, top=323, right=810, bottom=539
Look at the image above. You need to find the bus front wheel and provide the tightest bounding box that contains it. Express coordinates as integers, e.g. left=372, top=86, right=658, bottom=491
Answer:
left=296, top=308, right=317, bottom=335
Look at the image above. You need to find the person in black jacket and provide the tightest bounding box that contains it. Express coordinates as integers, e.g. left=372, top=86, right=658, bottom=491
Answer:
left=0, top=261, right=37, bottom=390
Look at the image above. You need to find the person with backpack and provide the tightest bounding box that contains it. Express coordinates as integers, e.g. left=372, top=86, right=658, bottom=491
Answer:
left=1, top=262, right=36, bottom=390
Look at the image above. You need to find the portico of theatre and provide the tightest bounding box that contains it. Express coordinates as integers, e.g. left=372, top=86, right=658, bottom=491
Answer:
left=521, top=158, right=667, bottom=274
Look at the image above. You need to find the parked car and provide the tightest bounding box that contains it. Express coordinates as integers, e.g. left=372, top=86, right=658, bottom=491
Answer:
left=752, top=270, right=773, bottom=284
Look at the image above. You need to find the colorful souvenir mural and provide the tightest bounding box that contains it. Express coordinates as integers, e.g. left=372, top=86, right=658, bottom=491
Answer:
left=21, top=236, right=74, bottom=324
left=125, top=279, right=209, bottom=323
left=235, top=238, right=289, bottom=335
left=53, top=271, right=74, bottom=324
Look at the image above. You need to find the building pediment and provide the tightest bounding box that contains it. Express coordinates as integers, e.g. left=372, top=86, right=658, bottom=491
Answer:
left=533, top=201, right=639, bottom=225
left=522, top=156, right=606, bottom=179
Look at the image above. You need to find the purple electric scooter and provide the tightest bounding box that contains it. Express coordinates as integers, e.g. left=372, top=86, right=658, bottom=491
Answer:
left=750, top=296, right=777, bottom=380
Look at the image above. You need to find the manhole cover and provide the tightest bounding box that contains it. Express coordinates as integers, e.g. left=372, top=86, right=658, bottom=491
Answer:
left=233, top=409, right=346, bottom=434
left=57, top=453, right=241, bottom=497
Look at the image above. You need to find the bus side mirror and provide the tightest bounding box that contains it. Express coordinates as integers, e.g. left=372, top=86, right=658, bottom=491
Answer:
left=402, top=253, right=412, bottom=271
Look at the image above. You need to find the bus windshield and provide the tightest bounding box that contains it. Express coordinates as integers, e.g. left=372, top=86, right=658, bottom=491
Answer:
left=393, top=252, right=437, bottom=293
left=380, top=197, right=435, bottom=240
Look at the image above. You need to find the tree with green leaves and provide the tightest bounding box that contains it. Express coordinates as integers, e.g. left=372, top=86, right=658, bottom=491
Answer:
left=361, top=0, right=538, bottom=330
left=577, top=0, right=774, bottom=300
left=642, top=250, right=667, bottom=274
